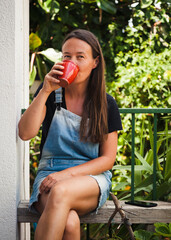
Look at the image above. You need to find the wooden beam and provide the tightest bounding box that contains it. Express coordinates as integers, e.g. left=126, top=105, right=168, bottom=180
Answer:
left=17, top=200, right=171, bottom=224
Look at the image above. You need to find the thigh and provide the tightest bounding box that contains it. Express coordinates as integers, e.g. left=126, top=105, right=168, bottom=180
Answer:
left=34, top=191, right=49, bottom=214
left=50, top=175, right=100, bottom=216
left=34, top=175, right=100, bottom=216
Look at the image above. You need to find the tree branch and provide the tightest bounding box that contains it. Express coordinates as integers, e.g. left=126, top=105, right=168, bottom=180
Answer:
left=108, top=192, right=135, bottom=240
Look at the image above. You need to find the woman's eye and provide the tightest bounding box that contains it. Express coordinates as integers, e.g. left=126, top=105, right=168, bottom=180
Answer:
left=77, top=55, right=84, bottom=59
left=63, top=55, right=70, bottom=59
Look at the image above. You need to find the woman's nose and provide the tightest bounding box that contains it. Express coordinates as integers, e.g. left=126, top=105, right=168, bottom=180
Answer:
left=70, top=57, right=77, bottom=65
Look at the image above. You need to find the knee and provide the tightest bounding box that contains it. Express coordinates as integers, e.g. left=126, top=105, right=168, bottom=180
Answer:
left=48, top=182, right=69, bottom=206
left=65, top=210, right=80, bottom=235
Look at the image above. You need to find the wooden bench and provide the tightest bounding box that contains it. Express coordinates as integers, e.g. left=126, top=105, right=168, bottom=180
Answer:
left=18, top=199, right=171, bottom=224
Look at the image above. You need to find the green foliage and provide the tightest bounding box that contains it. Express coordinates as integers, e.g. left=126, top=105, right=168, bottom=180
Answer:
left=154, top=222, right=171, bottom=237
left=30, top=0, right=171, bottom=108
left=29, top=33, right=42, bottom=51
left=39, top=48, right=62, bottom=62
left=112, top=116, right=171, bottom=201
left=81, top=223, right=131, bottom=239
left=134, top=222, right=171, bottom=239
left=97, top=0, right=117, bottom=14
left=29, top=65, right=37, bottom=86
left=29, top=41, right=62, bottom=85
left=134, top=229, right=159, bottom=240
left=107, top=48, right=171, bottom=108
left=38, top=0, right=60, bottom=16
left=29, top=0, right=171, bottom=111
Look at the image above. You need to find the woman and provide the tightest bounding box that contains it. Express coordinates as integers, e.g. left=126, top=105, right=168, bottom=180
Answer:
left=18, top=29, right=122, bottom=240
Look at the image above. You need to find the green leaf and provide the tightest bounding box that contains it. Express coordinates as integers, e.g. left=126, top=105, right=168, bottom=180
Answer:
left=29, top=33, right=42, bottom=51
left=140, top=119, right=145, bottom=157
left=38, top=0, right=51, bottom=12
left=113, top=165, right=148, bottom=171
left=51, top=0, right=60, bottom=19
left=39, top=48, right=62, bottom=63
left=38, top=0, right=60, bottom=15
left=155, top=223, right=171, bottom=237
left=135, top=169, right=142, bottom=186
left=164, top=70, right=171, bottom=81
left=164, top=144, right=171, bottom=180
left=83, top=0, right=96, bottom=3
left=168, top=96, right=171, bottom=105
left=134, top=151, right=153, bottom=173
left=148, top=121, right=153, bottom=150
left=141, top=0, right=153, bottom=9
left=147, top=181, right=171, bottom=200
left=35, top=55, right=47, bottom=82
left=38, top=26, right=49, bottom=43
left=96, top=0, right=116, bottom=14
left=135, top=173, right=153, bottom=188
left=113, top=182, right=128, bottom=191
left=164, top=168, right=171, bottom=181
left=29, top=65, right=37, bottom=86
left=169, top=223, right=171, bottom=234
left=134, top=229, right=154, bottom=240
left=145, top=149, right=153, bottom=165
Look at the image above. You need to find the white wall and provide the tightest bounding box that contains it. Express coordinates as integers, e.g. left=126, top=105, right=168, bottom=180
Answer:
left=0, top=0, right=29, bottom=239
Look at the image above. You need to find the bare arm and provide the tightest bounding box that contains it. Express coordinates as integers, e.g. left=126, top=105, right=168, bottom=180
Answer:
left=70, top=131, right=118, bottom=176
left=18, top=89, right=49, bottom=140
left=40, top=131, right=118, bottom=193
left=18, top=62, right=64, bottom=140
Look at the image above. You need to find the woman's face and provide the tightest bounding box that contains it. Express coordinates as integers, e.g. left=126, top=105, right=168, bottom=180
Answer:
left=62, top=38, right=98, bottom=86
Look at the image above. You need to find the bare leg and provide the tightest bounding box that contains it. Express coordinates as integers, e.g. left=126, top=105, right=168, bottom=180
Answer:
left=34, top=176, right=99, bottom=240
left=34, top=196, right=80, bottom=240
left=63, top=210, right=80, bottom=240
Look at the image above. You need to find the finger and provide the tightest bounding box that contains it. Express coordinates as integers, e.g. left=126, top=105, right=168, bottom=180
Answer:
left=39, top=177, right=50, bottom=193
left=50, top=69, right=64, bottom=76
left=49, top=77, right=61, bottom=84
left=39, top=173, right=55, bottom=193
left=54, top=62, right=64, bottom=66
left=45, top=75, right=60, bottom=84
left=44, top=180, right=56, bottom=193
left=39, top=182, right=45, bottom=194
left=52, top=63, right=64, bottom=70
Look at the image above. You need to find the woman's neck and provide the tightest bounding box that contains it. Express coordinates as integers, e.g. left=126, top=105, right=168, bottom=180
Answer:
left=65, top=82, right=87, bottom=99
left=65, top=83, right=87, bottom=116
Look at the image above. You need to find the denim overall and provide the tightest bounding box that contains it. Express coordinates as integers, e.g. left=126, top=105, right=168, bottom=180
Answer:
left=29, top=89, right=112, bottom=213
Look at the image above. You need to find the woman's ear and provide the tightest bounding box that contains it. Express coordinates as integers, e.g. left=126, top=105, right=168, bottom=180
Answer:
left=93, top=56, right=99, bottom=69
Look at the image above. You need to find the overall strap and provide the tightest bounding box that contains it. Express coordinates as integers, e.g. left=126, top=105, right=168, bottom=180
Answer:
left=54, top=87, right=62, bottom=110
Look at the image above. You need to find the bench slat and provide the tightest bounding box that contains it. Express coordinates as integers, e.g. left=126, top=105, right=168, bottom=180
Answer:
left=17, top=200, right=171, bottom=224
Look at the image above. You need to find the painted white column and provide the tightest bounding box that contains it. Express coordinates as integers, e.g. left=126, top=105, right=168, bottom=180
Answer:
left=0, top=0, right=29, bottom=239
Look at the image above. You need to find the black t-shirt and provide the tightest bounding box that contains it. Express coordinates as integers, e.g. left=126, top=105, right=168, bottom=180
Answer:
left=35, top=83, right=122, bottom=158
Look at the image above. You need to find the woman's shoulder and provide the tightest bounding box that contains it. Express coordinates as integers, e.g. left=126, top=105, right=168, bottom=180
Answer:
left=106, top=93, right=119, bottom=110
left=106, top=93, right=122, bottom=132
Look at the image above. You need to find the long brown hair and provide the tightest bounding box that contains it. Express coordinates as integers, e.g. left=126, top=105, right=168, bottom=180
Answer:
left=62, top=29, right=108, bottom=143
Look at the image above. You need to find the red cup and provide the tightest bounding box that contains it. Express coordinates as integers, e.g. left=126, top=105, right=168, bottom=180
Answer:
left=58, top=60, right=79, bottom=87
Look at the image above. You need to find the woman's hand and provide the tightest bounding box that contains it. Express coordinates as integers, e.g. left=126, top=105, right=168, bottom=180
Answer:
left=42, top=62, right=64, bottom=94
left=39, top=171, right=71, bottom=194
